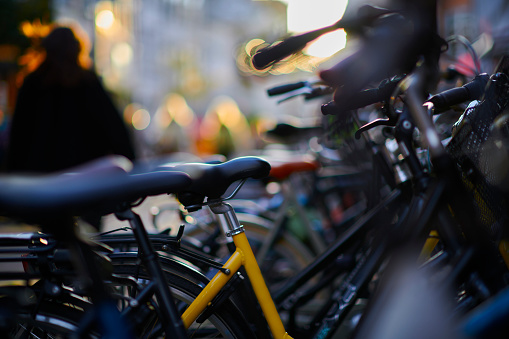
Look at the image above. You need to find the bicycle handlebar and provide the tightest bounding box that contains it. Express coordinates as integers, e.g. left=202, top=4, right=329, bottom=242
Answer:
left=252, top=5, right=393, bottom=70
left=252, top=26, right=337, bottom=70
left=321, top=76, right=403, bottom=115
left=426, top=73, right=489, bottom=114
left=267, top=81, right=309, bottom=96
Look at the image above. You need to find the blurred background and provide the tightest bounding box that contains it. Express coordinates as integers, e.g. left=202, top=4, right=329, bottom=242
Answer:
left=1, top=0, right=508, bottom=165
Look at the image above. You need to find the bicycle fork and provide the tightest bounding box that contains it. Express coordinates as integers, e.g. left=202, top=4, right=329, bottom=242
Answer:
left=182, top=201, right=293, bottom=339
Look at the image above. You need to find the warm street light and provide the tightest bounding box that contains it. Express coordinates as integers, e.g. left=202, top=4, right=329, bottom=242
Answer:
left=111, top=42, right=132, bottom=67
left=96, top=9, right=115, bottom=30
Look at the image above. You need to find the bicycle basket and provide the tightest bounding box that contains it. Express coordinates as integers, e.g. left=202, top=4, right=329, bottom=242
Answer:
left=445, top=71, right=509, bottom=240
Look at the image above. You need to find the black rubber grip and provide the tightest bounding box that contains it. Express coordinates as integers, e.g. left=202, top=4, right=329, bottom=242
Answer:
left=252, top=5, right=393, bottom=70
left=267, top=82, right=308, bottom=96
left=321, top=77, right=402, bottom=115
left=252, top=28, right=332, bottom=70
left=427, top=73, right=489, bottom=113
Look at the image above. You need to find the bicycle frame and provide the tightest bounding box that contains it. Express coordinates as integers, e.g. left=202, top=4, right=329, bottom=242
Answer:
left=181, top=201, right=293, bottom=339
left=176, top=104, right=454, bottom=339
left=179, top=185, right=425, bottom=339
left=178, top=106, right=407, bottom=338
left=179, top=185, right=408, bottom=339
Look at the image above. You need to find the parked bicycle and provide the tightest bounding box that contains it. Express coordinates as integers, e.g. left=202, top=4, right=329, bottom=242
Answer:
left=3, top=2, right=509, bottom=339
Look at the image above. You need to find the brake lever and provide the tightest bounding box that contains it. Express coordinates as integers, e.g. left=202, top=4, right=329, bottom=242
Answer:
left=276, top=87, right=314, bottom=104
left=354, top=105, right=399, bottom=139
left=275, top=84, right=332, bottom=104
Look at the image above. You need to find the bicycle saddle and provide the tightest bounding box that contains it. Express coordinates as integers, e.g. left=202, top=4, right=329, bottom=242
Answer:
left=0, top=155, right=192, bottom=220
left=157, top=156, right=271, bottom=209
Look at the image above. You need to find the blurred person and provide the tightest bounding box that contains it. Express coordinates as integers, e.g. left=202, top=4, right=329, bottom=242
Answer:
left=6, top=25, right=135, bottom=173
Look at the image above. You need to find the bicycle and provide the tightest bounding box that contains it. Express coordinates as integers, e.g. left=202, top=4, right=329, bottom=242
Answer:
left=97, top=5, right=439, bottom=339
left=352, top=53, right=509, bottom=339
left=162, top=3, right=509, bottom=338
left=0, top=156, right=199, bottom=338
left=6, top=3, right=507, bottom=339
left=143, top=120, right=370, bottom=295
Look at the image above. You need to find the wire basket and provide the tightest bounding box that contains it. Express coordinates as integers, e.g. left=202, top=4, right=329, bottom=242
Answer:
left=445, top=71, right=509, bottom=240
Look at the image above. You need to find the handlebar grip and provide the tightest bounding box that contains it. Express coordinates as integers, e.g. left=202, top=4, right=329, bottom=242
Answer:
left=321, top=101, right=340, bottom=115
left=252, top=5, right=394, bottom=70
left=332, top=88, right=381, bottom=113
left=252, top=28, right=332, bottom=70
left=427, top=73, right=489, bottom=113
left=322, top=76, right=402, bottom=115
left=267, top=82, right=308, bottom=96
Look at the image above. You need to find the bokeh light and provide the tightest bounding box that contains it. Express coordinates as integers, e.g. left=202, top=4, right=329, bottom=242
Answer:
left=166, top=93, right=195, bottom=127
left=245, top=38, right=265, bottom=57
left=111, top=42, right=133, bottom=67
left=155, top=106, right=172, bottom=129
left=123, top=103, right=142, bottom=124
left=96, top=9, right=115, bottom=30
left=154, top=93, right=195, bottom=130
left=132, top=109, right=151, bottom=130
left=20, top=19, right=51, bottom=39
left=197, top=96, right=252, bottom=156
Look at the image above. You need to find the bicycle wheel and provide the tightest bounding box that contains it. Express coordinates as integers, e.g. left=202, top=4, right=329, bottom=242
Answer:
left=6, top=300, right=89, bottom=338
left=108, top=252, right=257, bottom=338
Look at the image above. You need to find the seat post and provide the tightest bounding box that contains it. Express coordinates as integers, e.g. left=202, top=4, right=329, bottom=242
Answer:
left=208, top=201, right=293, bottom=339
left=209, top=202, right=243, bottom=252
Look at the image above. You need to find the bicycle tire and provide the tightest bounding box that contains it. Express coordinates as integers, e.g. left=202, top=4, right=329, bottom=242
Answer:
left=6, top=300, right=91, bottom=338
left=108, top=252, right=258, bottom=338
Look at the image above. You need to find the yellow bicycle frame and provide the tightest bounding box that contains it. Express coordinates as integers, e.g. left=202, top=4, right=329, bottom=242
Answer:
left=181, top=228, right=293, bottom=339
left=418, top=230, right=440, bottom=262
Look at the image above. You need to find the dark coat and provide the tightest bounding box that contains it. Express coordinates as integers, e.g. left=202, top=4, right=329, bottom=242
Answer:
left=6, top=67, right=136, bottom=173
